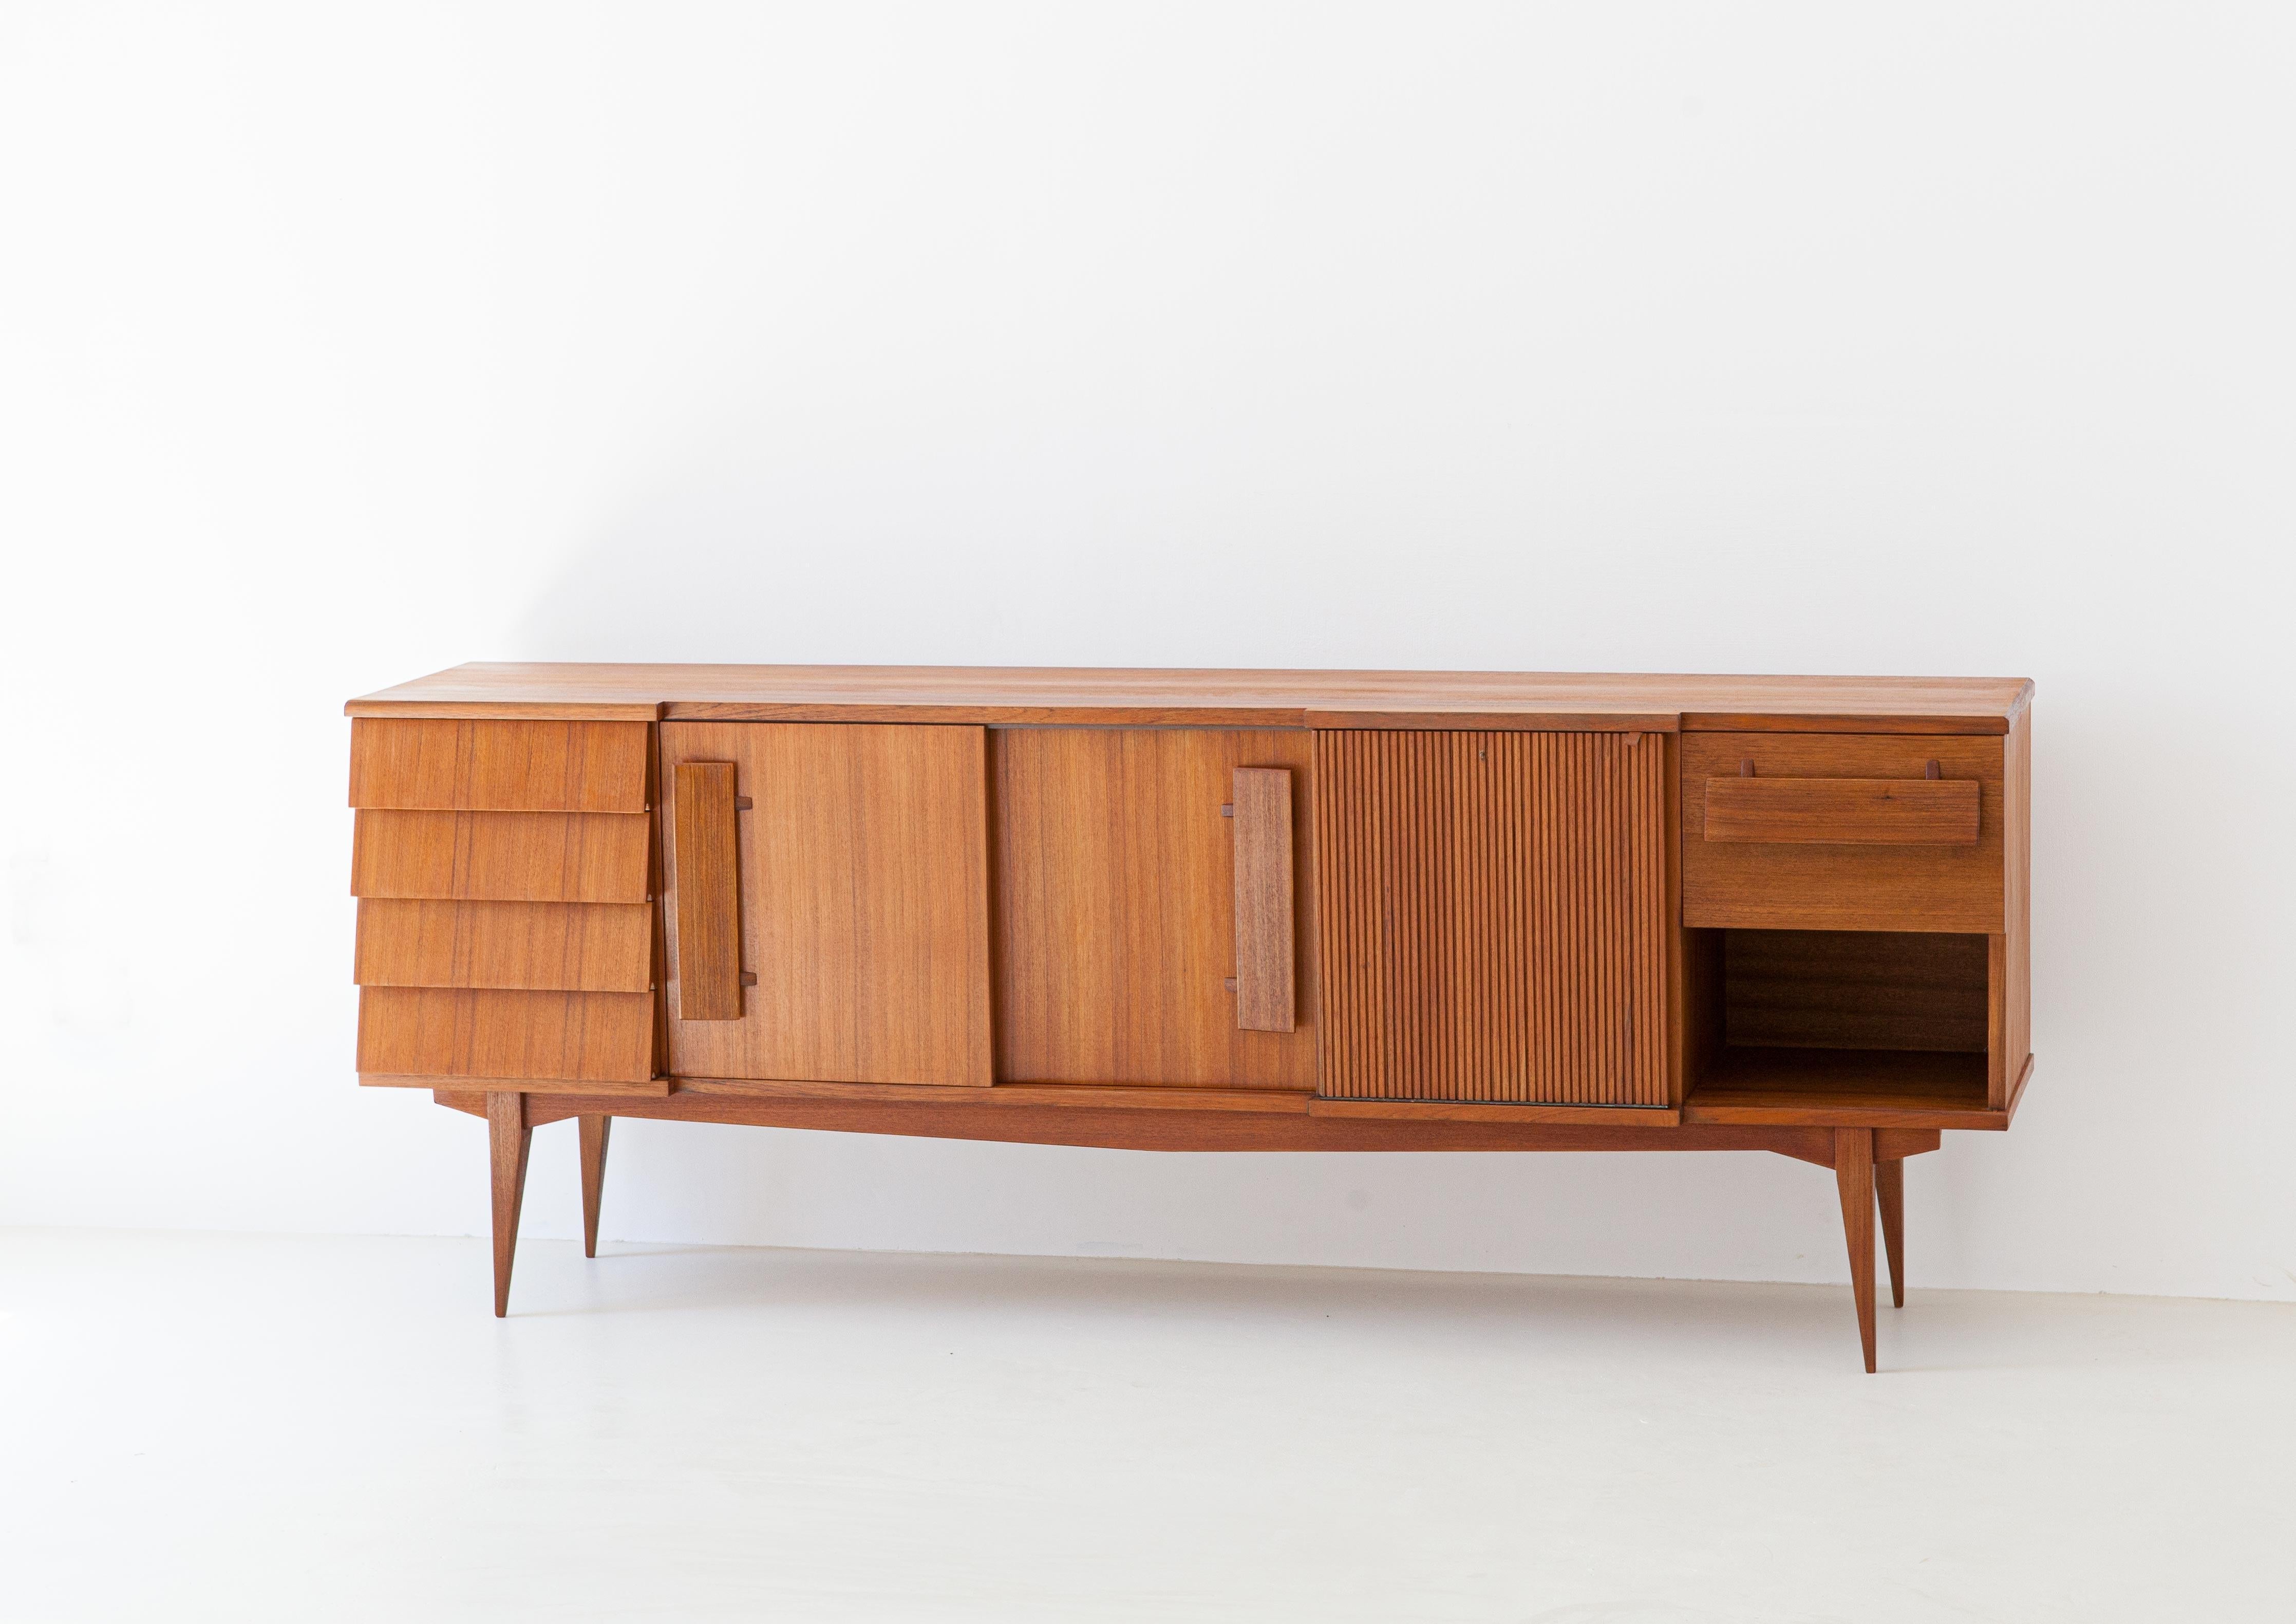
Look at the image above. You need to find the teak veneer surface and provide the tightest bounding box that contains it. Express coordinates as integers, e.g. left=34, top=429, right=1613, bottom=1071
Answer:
left=1681, top=734, right=2005, bottom=932
left=1721, top=929, right=1989, bottom=1054
left=353, top=899, right=652, bottom=992
left=993, top=729, right=1318, bottom=1089
left=1315, top=731, right=1669, bottom=1106
left=351, top=810, right=650, bottom=904
left=661, top=722, right=994, bottom=1087
left=357, top=987, right=654, bottom=1083
left=349, top=719, right=649, bottom=812
left=434, top=1088, right=1896, bottom=1159
left=349, top=663, right=2032, bottom=733
left=1685, top=1047, right=2001, bottom=1129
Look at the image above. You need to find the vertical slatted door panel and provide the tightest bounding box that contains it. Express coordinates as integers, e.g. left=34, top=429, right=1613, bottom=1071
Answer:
left=350, top=718, right=660, bottom=1091
left=1314, top=731, right=1667, bottom=1105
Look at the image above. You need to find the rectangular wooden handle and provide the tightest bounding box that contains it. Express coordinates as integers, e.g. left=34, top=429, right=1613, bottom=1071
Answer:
left=1231, top=767, right=1296, bottom=1032
left=1703, top=776, right=1981, bottom=846
left=672, top=761, right=745, bottom=1019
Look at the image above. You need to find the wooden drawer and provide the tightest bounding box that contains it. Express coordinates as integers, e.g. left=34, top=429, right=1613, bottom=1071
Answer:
left=354, top=899, right=652, bottom=992
left=356, top=986, right=654, bottom=1082
left=349, top=719, right=648, bottom=812
left=1683, top=734, right=2003, bottom=932
left=350, top=810, right=650, bottom=903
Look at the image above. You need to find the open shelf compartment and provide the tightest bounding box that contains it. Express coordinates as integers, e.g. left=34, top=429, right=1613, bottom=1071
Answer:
left=1683, top=928, right=2003, bottom=1125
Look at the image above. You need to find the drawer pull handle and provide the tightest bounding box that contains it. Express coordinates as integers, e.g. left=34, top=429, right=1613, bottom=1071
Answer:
left=1704, top=776, right=1980, bottom=846
left=672, top=761, right=747, bottom=1019
left=1230, top=767, right=1296, bottom=1032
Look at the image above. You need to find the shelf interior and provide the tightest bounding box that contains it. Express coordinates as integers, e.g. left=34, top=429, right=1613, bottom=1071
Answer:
left=1684, top=927, right=1996, bottom=1119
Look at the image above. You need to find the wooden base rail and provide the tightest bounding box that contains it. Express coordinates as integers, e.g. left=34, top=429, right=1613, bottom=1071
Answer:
left=352, top=663, right=2036, bottom=1369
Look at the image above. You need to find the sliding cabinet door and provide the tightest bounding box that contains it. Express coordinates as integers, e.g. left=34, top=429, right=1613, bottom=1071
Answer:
left=993, top=729, right=1316, bottom=1089
left=661, top=722, right=993, bottom=1086
left=1314, top=730, right=1670, bottom=1106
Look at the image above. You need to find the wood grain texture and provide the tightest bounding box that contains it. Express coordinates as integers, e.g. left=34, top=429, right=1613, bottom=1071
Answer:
left=1306, top=1099, right=1679, bottom=1125
left=357, top=987, right=654, bottom=1082
left=994, top=729, right=1318, bottom=1089
left=349, top=719, right=649, bottom=811
left=364, top=1072, right=670, bottom=1096
left=670, top=761, right=743, bottom=1020
left=1722, top=930, right=1988, bottom=1053
left=662, top=722, right=993, bottom=1087
left=350, top=663, right=2032, bottom=733
left=1230, top=767, right=1296, bottom=1032
left=1684, top=1047, right=2001, bottom=1128
left=677, top=1077, right=1313, bottom=1113
left=350, top=810, right=649, bottom=903
left=488, top=1091, right=531, bottom=1317
left=1834, top=1127, right=1879, bottom=1371
left=353, top=899, right=651, bottom=992
left=1702, top=776, right=1980, bottom=845
left=1993, top=703, right=2034, bottom=1109
left=1876, top=1155, right=1906, bottom=1309
left=1682, top=734, right=2004, bottom=932
left=1314, top=730, right=1668, bottom=1105
left=454, top=1088, right=1850, bottom=1156
left=578, top=1115, right=611, bottom=1258
left=439, top=1088, right=1949, bottom=1157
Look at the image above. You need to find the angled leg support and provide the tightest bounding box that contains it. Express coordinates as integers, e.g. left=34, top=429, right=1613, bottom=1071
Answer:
left=487, top=1090, right=533, bottom=1318
left=579, top=1114, right=613, bottom=1259
left=1875, top=1155, right=1906, bottom=1310
left=1834, top=1127, right=1877, bottom=1373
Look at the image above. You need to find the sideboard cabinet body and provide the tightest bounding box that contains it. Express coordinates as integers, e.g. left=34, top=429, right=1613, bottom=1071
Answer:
left=348, top=666, right=2035, bottom=1368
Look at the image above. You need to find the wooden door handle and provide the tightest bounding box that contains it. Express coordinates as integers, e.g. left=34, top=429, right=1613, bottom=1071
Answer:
left=1230, top=767, right=1295, bottom=1032
left=673, top=761, right=745, bottom=1019
left=1702, top=775, right=1980, bottom=846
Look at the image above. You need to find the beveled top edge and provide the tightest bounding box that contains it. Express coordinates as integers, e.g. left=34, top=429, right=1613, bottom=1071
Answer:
left=347, top=663, right=2034, bottom=730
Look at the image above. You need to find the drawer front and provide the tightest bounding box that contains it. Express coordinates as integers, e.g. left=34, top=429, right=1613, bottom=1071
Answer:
left=348, top=716, right=661, bottom=1094
left=1683, top=734, right=2003, bottom=931
left=357, top=986, right=654, bottom=1082
left=349, top=719, right=649, bottom=812
left=350, top=810, right=650, bottom=903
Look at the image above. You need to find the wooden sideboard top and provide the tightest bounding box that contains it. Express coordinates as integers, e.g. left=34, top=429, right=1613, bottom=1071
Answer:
left=348, top=663, right=2034, bottom=734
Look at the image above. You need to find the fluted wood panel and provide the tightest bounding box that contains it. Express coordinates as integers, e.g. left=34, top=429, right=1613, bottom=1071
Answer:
left=1314, top=731, right=1668, bottom=1105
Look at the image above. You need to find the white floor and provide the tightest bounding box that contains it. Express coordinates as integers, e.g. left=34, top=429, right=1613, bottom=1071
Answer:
left=3, top=1230, right=2291, bottom=1623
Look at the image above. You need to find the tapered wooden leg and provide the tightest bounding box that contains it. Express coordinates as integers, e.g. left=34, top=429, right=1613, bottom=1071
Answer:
left=1875, top=1155, right=1906, bottom=1310
left=487, top=1090, right=532, bottom=1318
left=578, top=1114, right=613, bottom=1259
left=1834, top=1128, right=1877, bottom=1373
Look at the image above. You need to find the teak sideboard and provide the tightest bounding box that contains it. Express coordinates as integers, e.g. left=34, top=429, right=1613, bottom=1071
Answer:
left=346, top=664, right=2035, bottom=1370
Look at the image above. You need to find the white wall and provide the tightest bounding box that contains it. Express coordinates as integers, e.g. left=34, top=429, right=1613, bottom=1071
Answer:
left=4, top=3, right=2291, bottom=1301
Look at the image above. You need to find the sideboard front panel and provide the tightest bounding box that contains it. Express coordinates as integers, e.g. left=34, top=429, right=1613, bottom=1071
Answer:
left=1314, top=731, right=1669, bottom=1106
left=350, top=718, right=657, bottom=1090
left=1681, top=733, right=2005, bottom=932
left=992, top=728, right=1317, bottom=1089
left=661, top=722, right=994, bottom=1087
